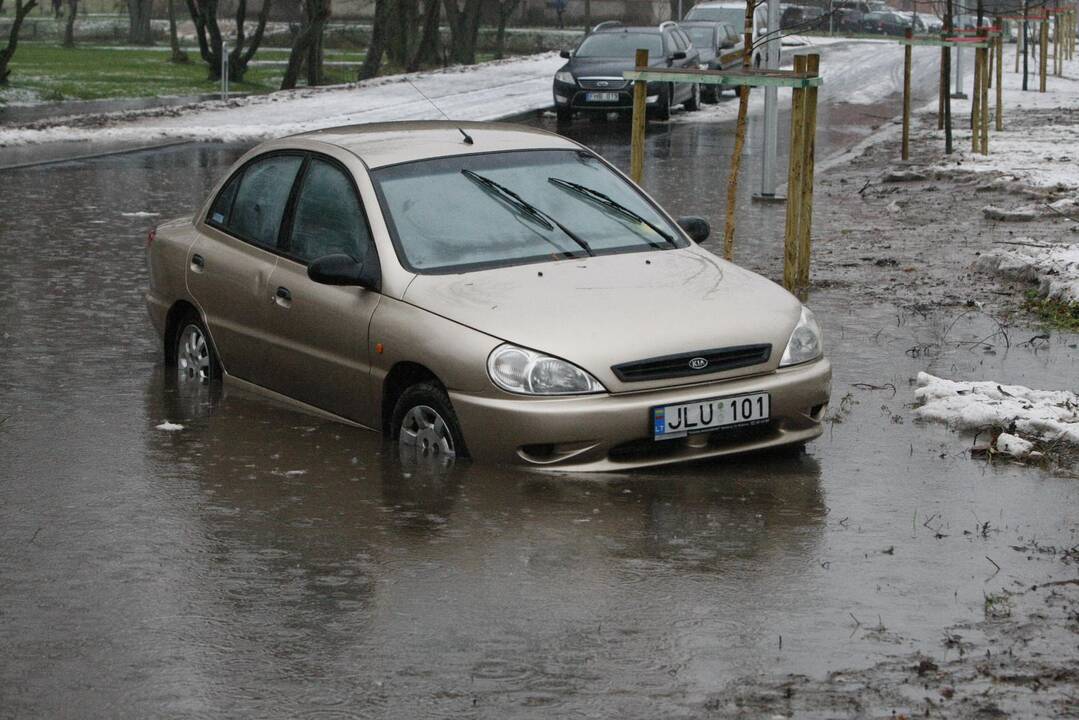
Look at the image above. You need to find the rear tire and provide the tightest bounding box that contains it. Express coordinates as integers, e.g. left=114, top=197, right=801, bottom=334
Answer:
left=684, top=82, right=701, bottom=111
left=391, top=383, right=469, bottom=461
left=173, top=312, right=220, bottom=387
left=653, top=84, right=672, bottom=120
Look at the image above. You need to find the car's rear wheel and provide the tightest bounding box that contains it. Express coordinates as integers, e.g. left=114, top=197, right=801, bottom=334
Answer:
left=391, top=383, right=468, bottom=461
left=684, top=82, right=701, bottom=111
left=653, top=84, right=672, bottom=120
left=174, top=314, right=219, bottom=387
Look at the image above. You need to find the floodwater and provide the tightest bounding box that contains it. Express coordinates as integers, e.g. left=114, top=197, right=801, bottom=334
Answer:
left=1, top=47, right=1077, bottom=718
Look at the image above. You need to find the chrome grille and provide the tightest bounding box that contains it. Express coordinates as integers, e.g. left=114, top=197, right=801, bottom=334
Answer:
left=578, top=77, right=629, bottom=91
left=612, top=344, right=772, bottom=382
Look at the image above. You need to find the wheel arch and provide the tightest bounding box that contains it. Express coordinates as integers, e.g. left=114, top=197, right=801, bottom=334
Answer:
left=380, top=361, right=446, bottom=435
left=163, top=300, right=202, bottom=367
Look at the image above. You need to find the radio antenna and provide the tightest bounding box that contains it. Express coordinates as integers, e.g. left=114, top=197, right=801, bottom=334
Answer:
left=405, top=78, right=474, bottom=145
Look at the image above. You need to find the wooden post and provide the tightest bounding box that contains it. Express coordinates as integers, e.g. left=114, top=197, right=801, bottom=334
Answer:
left=1040, top=16, right=1048, bottom=91
left=783, top=55, right=807, bottom=294
left=939, top=46, right=947, bottom=129
left=902, top=30, right=912, bottom=161
left=796, top=54, right=820, bottom=298
left=629, top=49, right=648, bottom=184
left=982, top=41, right=988, bottom=151
left=996, top=31, right=1004, bottom=131
left=971, top=42, right=982, bottom=153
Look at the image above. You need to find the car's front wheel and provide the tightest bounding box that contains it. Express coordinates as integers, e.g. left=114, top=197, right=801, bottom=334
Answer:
left=174, top=313, right=220, bottom=387
left=556, top=107, right=573, bottom=123
left=391, top=383, right=468, bottom=461
left=684, top=82, right=701, bottom=111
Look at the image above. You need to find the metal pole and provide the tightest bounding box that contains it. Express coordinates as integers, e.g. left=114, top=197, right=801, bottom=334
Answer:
left=759, top=0, right=781, bottom=198
left=829, top=0, right=834, bottom=36
left=677, top=0, right=682, bottom=20
left=902, top=29, right=912, bottom=160
left=221, top=41, right=229, bottom=101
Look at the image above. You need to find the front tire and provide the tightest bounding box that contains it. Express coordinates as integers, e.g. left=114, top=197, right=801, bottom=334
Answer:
left=652, top=84, right=672, bottom=120
left=556, top=107, right=573, bottom=123
left=391, top=383, right=468, bottom=461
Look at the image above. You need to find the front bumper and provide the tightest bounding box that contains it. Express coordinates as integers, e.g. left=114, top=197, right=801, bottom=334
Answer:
left=451, top=358, right=831, bottom=472
left=553, top=81, right=661, bottom=112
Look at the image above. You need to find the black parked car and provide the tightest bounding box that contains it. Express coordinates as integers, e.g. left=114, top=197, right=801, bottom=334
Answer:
left=780, top=4, right=827, bottom=31
left=680, top=21, right=743, bottom=101
left=553, top=21, right=702, bottom=122
left=862, top=10, right=907, bottom=35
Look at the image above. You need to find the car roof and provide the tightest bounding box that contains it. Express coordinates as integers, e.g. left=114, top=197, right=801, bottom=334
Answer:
left=290, top=121, right=579, bottom=169
left=594, top=25, right=665, bottom=33
left=691, top=1, right=746, bottom=7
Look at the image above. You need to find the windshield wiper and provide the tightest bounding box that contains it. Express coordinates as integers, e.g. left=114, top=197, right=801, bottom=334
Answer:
left=462, top=170, right=594, bottom=257
left=547, top=177, right=676, bottom=248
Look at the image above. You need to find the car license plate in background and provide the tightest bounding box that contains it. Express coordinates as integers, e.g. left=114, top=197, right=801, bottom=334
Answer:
left=585, top=92, right=619, bottom=102
left=653, top=392, right=770, bottom=441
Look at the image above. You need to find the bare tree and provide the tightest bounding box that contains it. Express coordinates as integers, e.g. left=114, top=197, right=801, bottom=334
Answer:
left=0, top=0, right=37, bottom=84
left=167, top=0, right=189, bottom=63
left=493, top=0, right=519, bottom=59
left=127, top=0, right=154, bottom=45
left=407, top=0, right=442, bottom=71
left=443, top=0, right=483, bottom=65
left=359, top=0, right=393, bottom=79
left=281, top=0, right=330, bottom=89
left=62, top=0, right=77, bottom=47
left=185, top=0, right=272, bottom=82
left=387, top=0, right=418, bottom=67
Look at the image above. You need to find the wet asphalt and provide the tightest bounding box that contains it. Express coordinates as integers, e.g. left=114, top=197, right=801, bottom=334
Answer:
left=1, top=46, right=1077, bottom=718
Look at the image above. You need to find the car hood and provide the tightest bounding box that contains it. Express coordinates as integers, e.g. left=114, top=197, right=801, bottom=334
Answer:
left=403, top=246, right=804, bottom=392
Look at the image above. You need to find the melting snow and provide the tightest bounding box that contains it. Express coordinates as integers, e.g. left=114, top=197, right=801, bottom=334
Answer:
left=156, top=421, right=185, bottom=431
left=121, top=211, right=160, bottom=217
left=914, top=372, right=1079, bottom=447
left=976, top=242, right=1079, bottom=303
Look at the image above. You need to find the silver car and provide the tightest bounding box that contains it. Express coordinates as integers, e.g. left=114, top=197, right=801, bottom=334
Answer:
left=146, top=121, right=831, bottom=471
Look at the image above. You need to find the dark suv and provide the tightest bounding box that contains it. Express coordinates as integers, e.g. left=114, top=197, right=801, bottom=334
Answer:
left=553, top=21, right=702, bottom=122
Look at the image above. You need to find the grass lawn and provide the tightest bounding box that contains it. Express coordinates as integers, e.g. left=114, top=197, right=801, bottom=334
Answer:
left=1, top=43, right=367, bottom=103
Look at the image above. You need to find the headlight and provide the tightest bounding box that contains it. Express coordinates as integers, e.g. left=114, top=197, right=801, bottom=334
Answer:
left=779, top=306, right=823, bottom=367
left=488, top=344, right=605, bottom=395
left=554, top=70, right=576, bottom=84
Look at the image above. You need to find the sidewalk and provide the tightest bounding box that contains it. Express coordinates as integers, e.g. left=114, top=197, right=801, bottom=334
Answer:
left=0, top=52, right=564, bottom=147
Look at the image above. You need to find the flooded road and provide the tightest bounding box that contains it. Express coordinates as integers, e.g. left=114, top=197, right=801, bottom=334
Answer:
left=2, top=52, right=1077, bottom=718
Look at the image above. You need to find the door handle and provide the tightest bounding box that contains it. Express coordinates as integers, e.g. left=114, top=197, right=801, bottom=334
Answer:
left=190, top=253, right=205, bottom=271
left=274, top=286, right=292, bottom=308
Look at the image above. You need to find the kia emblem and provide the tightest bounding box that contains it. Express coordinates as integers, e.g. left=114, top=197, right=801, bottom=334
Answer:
left=689, top=357, right=709, bottom=370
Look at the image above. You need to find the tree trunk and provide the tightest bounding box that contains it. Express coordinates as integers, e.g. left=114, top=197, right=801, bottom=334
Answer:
left=167, top=0, right=188, bottom=63
left=944, top=0, right=953, bottom=153
left=387, top=0, right=417, bottom=68
left=62, top=0, right=77, bottom=47
left=0, top=0, right=38, bottom=84
left=494, top=0, right=518, bottom=60
left=126, top=0, right=154, bottom=45
left=721, top=0, right=757, bottom=259
left=185, top=0, right=271, bottom=82
left=407, top=0, right=441, bottom=71
left=360, top=0, right=393, bottom=79
left=444, top=0, right=482, bottom=65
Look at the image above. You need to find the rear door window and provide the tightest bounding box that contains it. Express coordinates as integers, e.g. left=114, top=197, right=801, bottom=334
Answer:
left=287, top=158, right=374, bottom=264
left=214, top=154, right=303, bottom=250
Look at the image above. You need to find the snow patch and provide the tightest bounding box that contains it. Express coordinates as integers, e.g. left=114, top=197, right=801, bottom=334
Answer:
left=156, top=421, right=185, bottom=431
left=994, top=432, right=1034, bottom=459
left=982, top=205, right=1039, bottom=222
left=121, top=211, right=160, bottom=217
left=975, top=242, right=1079, bottom=303
left=914, top=372, right=1079, bottom=447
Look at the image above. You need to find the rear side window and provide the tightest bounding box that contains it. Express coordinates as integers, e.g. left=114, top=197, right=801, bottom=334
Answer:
left=287, top=159, right=373, bottom=264
left=208, top=173, right=240, bottom=226
left=211, top=154, right=303, bottom=249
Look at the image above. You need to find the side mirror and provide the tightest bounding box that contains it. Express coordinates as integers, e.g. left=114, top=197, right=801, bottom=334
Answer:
left=560, top=49, right=572, bottom=59
left=670, top=50, right=687, bottom=60
left=308, top=253, right=376, bottom=289
left=677, top=216, right=710, bottom=243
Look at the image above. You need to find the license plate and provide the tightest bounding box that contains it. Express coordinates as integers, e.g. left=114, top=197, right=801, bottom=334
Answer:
left=652, top=392, right=770, bottom=440
left=585, top=92, right=619, bottom=102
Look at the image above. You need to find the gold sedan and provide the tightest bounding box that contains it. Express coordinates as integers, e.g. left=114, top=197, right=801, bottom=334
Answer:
left=146, top=121, right=830, bottom=471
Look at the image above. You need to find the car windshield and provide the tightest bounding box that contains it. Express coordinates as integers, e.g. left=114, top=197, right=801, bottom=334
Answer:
left=574, top=32, right=664, bottom=58
left=685, top=27, right=715, bottom=47
left=371, top=149, right=688, bottom=273
left=684, top=6, right=744, bottom=25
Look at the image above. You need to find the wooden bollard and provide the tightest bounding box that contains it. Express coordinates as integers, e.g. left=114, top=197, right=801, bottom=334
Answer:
left=983, top=41, right=989, bottom=151
left=629, top=48, right=648, bottom=184
left=996, top=32, right=1003, bottom=131
left=796, top=53, right=820, bottom=298
left=902, top=29, right=912, bottom=161
left=1040, top=17, right=1048, bottom=92
left=783, top=55, right=807, bottom=295
left=972, top=42, right=982, bottom=153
